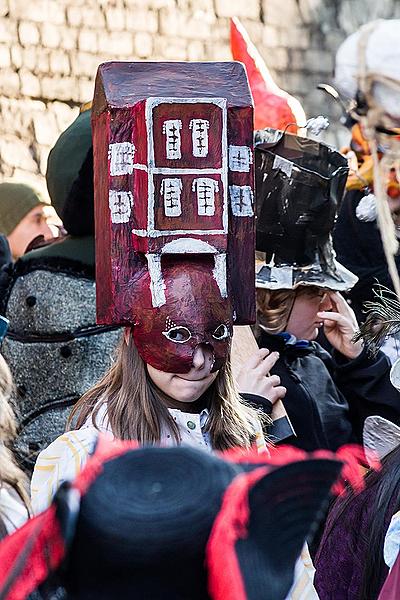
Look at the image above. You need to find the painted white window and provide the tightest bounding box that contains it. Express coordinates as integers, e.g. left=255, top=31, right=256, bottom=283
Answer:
left=161, top=178, right=182, bottom=217
left=193, top=178, right=218, bottom=216
left=189, top=119, right=210, bottom=157
left=162, top=119, right=182, bottom=159
left=228, top=145, right=253, bottom=172
left=229, top=185, right=254, bottom=217
left=108, top=142, right=135, bottom=176
left=108, top=190, right=134, bottom=224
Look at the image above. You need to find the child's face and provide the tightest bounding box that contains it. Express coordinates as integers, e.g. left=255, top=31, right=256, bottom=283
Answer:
left=147, top=345, right=219, bottom=404
left=286, top=287, right=332, bottom=340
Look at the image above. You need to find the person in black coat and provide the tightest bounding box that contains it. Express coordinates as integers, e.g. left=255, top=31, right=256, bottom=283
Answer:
left=254, top=128, right=400, bottom=452
left=255, top=285, right=400, bottom=451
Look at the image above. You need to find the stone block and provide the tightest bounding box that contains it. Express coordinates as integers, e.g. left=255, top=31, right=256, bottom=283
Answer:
left=134, top=32, right=153, bottom=58
left=0, top=136, right=38, bottom=172
left=33, top=111, right=58, bottom=146
left=288, top=49, right=307, bottom=71
left=0, top=0, right=8, bottom=17
left=215, top=0, right=260, bottom=19
left=41, top=23, right=61, bottom=49
left=78, top=78, right=94, bottom=104
left=105, top=6, right=126, bottom=31
left=35, top=48, right=50, bottom=73
left=10, top=45, right=22, bottom=69
left=41, top=76, right=80, bottom=103
left=136, top=0, right=174, bottom=8
left=70, top=51, right=101, bottom=78
left=50, top=50, right=70, bottom=76
left=0, top=44, right=10, bottom=68
left=0, top=68, right=20, bottom=96
left=97, top=31, right=134, bottom=56
left=280, top=71, right=313, bottom=96
left=279, top=25, right=309, bottom=49
left=297, top=0, right=323, bottom=24
left=205, top=40, right=231, bottom=61
left=262, top=0, right=302, bottom=25
left=0, top=19, right=17, bottom=43
left=21, top=47, right=36, bottom=71
left=12, top=170, right=47, bottom=195
left=261, top=46, right=289, bottom=71
left=159, top=8, right=212, bottom=39
left=67, top=5, right=83, bottom=27
left=60, top=28, right=78, bottom=51
left=19, top=69, right=41, bottom=97
left=187, top=39, right=206, bottom=61
left=305, top=49, right=334, bottom=74
left=50, top=101, right=79, bottom=133
left=10, top=0, right=65, bottom=24
left=125, top=8, right=158, bottom=33
left=153, top=36, right=187, bottom=60
left=262, top=24, right=279, bottom=47
left=82, top=6, right=106, bottom=29
left=18, top=21, right=40, bottom=46
left=78, top=29, right=98, bottom=53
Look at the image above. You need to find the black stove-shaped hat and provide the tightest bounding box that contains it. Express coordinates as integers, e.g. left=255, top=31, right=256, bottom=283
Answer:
left=0, top=437, right=346, bottom=600
left=255, top=129, right=357, bottom=290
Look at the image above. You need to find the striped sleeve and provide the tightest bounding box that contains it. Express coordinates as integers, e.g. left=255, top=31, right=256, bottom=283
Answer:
left=31, top=429, right=98, bottom=514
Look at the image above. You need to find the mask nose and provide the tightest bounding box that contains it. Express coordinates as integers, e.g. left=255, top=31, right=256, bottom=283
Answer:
left=192, top=343, right=215, bottom=372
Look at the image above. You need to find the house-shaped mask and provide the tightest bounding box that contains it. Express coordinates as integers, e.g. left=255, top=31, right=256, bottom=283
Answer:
left=92, top=62, right=255, bottom=372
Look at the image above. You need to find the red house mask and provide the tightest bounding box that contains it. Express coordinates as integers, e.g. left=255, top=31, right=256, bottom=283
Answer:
left=130, top=257, right=233, bottom=374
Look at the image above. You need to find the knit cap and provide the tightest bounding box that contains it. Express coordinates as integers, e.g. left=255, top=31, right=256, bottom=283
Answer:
left=0, top=182, right=50, bottom=236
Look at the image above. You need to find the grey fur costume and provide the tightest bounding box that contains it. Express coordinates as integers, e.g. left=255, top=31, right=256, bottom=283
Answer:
left=1, top=250, right=121, bottom=472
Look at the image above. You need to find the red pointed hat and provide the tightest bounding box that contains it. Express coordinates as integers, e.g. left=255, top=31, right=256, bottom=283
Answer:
left=0, top=439, right=365, bottom=600
left=230, top=17, right=306, bottom=132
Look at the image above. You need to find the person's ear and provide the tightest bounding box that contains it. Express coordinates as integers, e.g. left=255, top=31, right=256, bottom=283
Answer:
left=124, top=327, right=131, bottom=346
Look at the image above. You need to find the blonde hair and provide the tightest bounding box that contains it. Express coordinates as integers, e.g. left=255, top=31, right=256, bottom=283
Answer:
left=256, top=288, right=296, bottom=334
left=69, top=340, right=263, bottom=451
left=256, top=285, right=326, bottom=335
left=0, top=355, right=30, bottom=513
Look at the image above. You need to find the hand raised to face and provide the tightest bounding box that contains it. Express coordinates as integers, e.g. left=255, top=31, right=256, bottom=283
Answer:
left=317, top=291, right=364, bottom=359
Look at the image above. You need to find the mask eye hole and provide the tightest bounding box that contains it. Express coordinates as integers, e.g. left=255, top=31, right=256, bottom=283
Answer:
left=212, top=324, right=230, bottom=341
left=163, top=326, right=192, bottom=344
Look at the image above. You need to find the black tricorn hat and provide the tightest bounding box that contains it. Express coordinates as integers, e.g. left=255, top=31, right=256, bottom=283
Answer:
left=255, top=129, right=357, bottom=291
left=0, top=438, right=349, bottom=600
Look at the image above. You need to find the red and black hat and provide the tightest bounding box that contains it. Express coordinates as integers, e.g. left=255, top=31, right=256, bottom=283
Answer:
left=0, top=438, right=360, bottom=600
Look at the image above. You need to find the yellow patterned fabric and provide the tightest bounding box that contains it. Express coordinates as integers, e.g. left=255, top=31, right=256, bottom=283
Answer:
left=32, top=411, right=267, bottom=514
left=31, top=428, right=99, bottom=514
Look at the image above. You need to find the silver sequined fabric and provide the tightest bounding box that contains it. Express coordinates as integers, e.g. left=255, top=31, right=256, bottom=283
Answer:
left=3, top=269, right=122, bottom=471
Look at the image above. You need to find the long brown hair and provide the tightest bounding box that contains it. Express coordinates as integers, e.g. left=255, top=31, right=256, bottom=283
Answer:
left=0, top=356, right=30, bottom=512
left=69, top=340, right=263, bottom=451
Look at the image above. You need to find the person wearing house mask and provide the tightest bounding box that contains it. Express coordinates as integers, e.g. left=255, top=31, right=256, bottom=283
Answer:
left=254, top=128, right=400, bottom=452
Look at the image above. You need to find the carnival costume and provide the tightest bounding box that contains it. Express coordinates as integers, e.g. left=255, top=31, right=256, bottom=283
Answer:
left=1, top=437, right=350, bottom=599
left=254, top=128, right=400, bottom=451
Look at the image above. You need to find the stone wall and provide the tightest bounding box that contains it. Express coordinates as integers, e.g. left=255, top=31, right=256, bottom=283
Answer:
left=1, top=0, right=400, bottom=199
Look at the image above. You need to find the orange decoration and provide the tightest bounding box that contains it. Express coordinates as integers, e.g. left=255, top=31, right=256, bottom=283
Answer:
left=230, top=17, right=306, bottom=132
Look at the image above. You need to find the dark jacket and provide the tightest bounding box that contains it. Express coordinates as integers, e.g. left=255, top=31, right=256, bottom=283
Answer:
left=259, top=331, right=400, bottom=451
left=333, top=189, right=400, bottom=321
